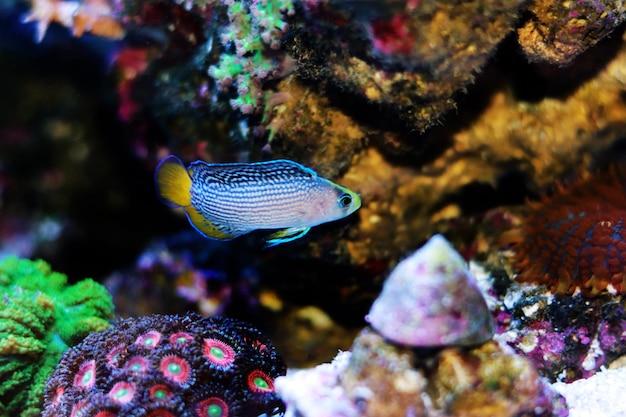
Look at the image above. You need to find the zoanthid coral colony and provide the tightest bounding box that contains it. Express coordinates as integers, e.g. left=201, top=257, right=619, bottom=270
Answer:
left=43, top=313, right=286, bottom=417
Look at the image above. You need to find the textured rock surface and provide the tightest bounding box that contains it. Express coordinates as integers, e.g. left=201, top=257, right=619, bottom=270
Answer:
left=291, top=0, right=527, bottom=132
left=518, top=0, right=626, bottom=65
left=277, top=329, right=568, bottom=417
left=494, top=282, right=626, bottom=382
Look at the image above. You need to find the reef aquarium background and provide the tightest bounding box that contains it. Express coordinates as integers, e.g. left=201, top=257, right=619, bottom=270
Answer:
left=3, top=0, right=626, bottom=416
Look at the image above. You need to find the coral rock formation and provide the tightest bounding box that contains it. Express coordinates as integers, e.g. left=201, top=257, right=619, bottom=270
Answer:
left=292, top=0, right=527, bottom=132
left=518, top=0, right=626, bottom=65
left=342, top=329, right=566, bottom=417
left=495, top=281, right=626, bottom=382
left=0, top=257, right=114, bottom=417
left=366, top=234, right=494, bottom=347
left=43, top=313, right=286, bottom=417
left=276, top=236, right=566, bottom=417
left=276, top=327, right=568, bottom=417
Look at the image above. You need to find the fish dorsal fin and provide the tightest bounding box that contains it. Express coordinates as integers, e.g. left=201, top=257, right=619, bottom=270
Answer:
left=191, top=159, right=317, bottom=187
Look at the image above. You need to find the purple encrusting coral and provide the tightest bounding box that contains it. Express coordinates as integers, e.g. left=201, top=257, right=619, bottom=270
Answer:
left=495, top=287, right=626, bottom=382
left=42, top=313, right=286, bottom=417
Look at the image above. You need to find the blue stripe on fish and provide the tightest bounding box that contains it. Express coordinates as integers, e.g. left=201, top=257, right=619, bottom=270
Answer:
left=155, top=155, right=362, bottom=246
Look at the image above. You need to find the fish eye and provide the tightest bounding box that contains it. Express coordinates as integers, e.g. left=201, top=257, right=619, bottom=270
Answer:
left=338, top=193, right=352, bottom=208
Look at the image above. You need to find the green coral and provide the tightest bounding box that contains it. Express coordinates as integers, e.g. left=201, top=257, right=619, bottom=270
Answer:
left=208, top=0, right=294, bottom=114
left=0, top=257, right=114, bottom=417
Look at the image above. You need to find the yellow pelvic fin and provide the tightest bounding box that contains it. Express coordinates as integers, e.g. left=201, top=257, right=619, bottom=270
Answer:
left=184, top=206, right=237, bottom=241
left=155, top=155, right=192, bottom=207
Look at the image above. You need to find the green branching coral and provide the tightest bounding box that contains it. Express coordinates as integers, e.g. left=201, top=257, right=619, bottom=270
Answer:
left=0, top=257, right=114, bottom=417
left=209, top=0, right=294, bottom=114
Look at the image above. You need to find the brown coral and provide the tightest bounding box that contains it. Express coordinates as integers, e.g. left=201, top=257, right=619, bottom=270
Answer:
left=290, top=0, right=526, bottom=132
left=518, top=0, right=626, bottom=66
left=339, top=328, right=566, bottom=417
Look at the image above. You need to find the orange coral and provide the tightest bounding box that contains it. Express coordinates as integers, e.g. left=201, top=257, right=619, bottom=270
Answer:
left=24, top=0, right=124, bottom=42
left=504, top=169, right=626, bottom=297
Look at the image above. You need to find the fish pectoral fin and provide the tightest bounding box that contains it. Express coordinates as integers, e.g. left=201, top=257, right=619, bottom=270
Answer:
left=184, top=206, right=238, bottom=241
left=264, top=227, right=311, bottom=248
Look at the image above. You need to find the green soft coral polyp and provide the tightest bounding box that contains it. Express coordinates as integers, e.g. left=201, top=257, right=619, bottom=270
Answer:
left=0, top=257, right=114, bottom=417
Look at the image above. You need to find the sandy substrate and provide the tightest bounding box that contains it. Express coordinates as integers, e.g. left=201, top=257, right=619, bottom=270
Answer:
left=552, top=367, right=626, bottom=417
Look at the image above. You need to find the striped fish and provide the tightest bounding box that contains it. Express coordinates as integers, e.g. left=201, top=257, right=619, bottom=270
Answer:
left=155, top=155, right=361, bottom=247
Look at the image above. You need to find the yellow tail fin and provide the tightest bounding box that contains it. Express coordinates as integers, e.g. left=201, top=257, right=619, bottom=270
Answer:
left=155, top=155, right=192, bottom=207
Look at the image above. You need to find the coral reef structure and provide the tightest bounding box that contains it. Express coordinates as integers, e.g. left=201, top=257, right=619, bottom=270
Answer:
left=43, top=313, right=286, bottom=417
left=278, top=337, right=568, bottom=417
left=266, top=20, right=626, bottom=276
left=366, top=234, right=494, bottom=347
left=518, top=0, right=626, bottom=65
left=20, top=0, right=626, bottom=290
left=291, top=0, right=526, bottom=132
left=208, top=0, right=295, bottom=114
left=276, top=235, right=567, bottom=417
left=495, top=280, right=626, bottom=382
left=502, top=170, right=626, bottom=297
left=341, top=330, right=566, bottom=417
left=0, top=256, right=114, bottom=417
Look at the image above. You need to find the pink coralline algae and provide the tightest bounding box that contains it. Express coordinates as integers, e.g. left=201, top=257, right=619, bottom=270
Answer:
left=495, top=287, right=626, bottom=382
left=42, top=313, right=286, bottom=417
left=366, top=234, right=495, bottom=347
